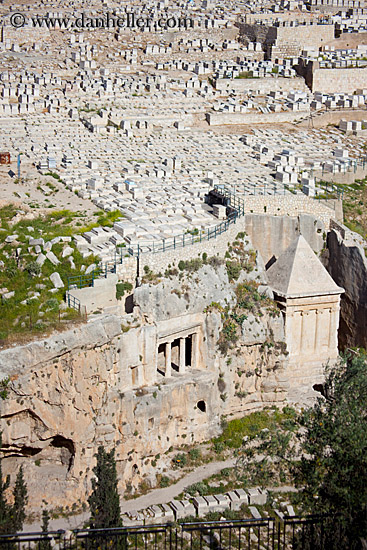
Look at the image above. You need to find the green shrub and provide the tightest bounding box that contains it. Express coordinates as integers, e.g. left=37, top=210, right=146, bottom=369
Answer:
left=186, top=481, right=208, bottom=496
left=213, top=408, right=296, bottom=449
left=172, top=453, right=187, bottom=468
left=189, top=448, right=201, bottom=461
left=25, top=261, right=41, bottom=277
left=45, top=298, right=59, bottom=311
left=116, top=281, right=133, bottom=300
left=226, top=261, right=242, bottom=281
left=160, top=476, right=170, bottom=488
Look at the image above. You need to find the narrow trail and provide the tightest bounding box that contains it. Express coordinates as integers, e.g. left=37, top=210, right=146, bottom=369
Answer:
left=23, top=457, right=236, bottom=533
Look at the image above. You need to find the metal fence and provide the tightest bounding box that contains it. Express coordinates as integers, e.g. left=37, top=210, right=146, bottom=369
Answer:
left=0, top=516, right=349, bottom=550
left=126, top=212, right=240, bottom=258
left=67, top=272, right=99, bottom=291
left=65, top=293, right=81, bottom=312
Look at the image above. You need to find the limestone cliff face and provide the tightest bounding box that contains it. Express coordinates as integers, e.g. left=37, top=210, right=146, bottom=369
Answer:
left=0, top=255, right=313, bottom=512
left=326, top=227, right=367, bottom=349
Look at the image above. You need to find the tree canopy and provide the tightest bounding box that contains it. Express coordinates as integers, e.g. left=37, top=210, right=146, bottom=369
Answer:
left=0, top=433, right=28, bottom=534
left=236, top=352, right=367, bottom=548
left=88, top=445, right=121, bottom=529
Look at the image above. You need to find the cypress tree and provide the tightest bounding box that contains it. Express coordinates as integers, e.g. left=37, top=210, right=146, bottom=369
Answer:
left=88, top=446, right=121, bottom=529
left=11, top=465, right=28, bottom=532
left=0, top=433, right=11, bottom=534
left=39, top=509, right=52, bottom=550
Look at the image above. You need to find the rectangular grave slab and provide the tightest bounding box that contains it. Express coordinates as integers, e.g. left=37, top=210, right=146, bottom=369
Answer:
left=214, top=494, right=230, bottom=511
left=234, top=489, right=249, bottom=504
left=226, top=491, right=242, bottom=511
left=247, top=488, right=267, bottom=506
left=193, top=496, right=210, bottom=516
left=169, top=500, right=186, bottom=519
left=180, top=500, right=196, bottom=517
left=204, top=495, right=223, bottom=513
left=161, top=503, right=174, bottom=521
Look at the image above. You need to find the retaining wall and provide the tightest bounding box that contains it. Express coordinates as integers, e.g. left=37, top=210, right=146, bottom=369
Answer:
left=312, top=67, right=367, bottom=94
left=215, top=76, right=308, bottom=94
left=206, top=110, right=308, bottom=126
left=115, top=196, right=337, bottom=279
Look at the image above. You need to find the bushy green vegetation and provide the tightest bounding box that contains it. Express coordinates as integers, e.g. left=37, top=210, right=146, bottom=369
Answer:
left=0, top=206, right=122, bottom=343
left=177, top=255, right=224, bottom=274
left=116, top=281, right=133, bottom=300
left=327, top=176, right=367, bottom=240
left=206, top=280, right=279, bottom=354
left=172, top=447, right=203, bottom=470
left=224, top=237, right=256, bottom=282
left=213, top=406, right=297, bottom=450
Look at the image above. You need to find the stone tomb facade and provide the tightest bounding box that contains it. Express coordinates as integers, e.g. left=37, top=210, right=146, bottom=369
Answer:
left=267, top=235, right=344, bottom=370
left=157, top=323, right=201, bottom=377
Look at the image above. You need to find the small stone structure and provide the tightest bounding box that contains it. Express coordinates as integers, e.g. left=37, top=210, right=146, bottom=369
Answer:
left=267, top=235, right=344, bottom=400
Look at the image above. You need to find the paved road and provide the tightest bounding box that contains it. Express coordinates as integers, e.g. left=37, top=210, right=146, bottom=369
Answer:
left=23, top=457, right=236, bottom=532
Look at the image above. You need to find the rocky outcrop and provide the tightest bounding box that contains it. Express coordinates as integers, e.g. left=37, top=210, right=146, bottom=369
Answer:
left=0, top=233, right=328, bottom=512
left=326, top=226, right=367, bottom=349
left=133, top=264, right=237, bottom=322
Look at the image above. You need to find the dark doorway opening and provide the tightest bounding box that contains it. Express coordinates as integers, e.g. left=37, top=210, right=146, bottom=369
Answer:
left=157, top=343, right=166, bottom=376
left=197, top=400, right=206, bottom=413
left=185, top=335, right=192, bottom=367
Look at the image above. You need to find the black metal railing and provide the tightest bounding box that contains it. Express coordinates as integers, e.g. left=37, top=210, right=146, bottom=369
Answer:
left=65, top=293, right=81, bottom=312
left=67, top=271, right=100, bottom=291
left=0, top=530, right=64, bottom=550
left=0, top=515, right=348, bottom=550
left=126, top=212, right=239, bottom=257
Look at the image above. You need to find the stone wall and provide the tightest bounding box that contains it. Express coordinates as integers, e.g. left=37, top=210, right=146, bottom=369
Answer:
left=274, top=24, right=334, bottom=50
left=240, top=196, right=336, bottom=227
left=215, top=76, right=308, bottom=94
left=206, top=110, right=309, bottom=126
left=298, top=108, right=367, bottom=129
left=312, top=67, right=367, bottom=94
left=237, top=22, right=334, bottom=59
left=244, top=213, right=326, bottom=265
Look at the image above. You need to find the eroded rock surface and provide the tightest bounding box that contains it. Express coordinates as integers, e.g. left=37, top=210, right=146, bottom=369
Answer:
left=0, top=234, right=327, bottom=511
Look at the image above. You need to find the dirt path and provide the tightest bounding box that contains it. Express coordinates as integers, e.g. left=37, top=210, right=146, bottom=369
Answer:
left=23, top=457, right=236, bottom=533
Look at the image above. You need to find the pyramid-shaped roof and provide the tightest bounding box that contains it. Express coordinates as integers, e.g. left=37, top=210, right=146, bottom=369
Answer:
left=266, top=235, right=344, bottom=298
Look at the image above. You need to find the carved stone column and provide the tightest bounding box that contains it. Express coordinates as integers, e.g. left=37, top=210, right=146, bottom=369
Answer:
left=179, top=337, right=186, bottom=373
left=165, top=342, right=172, bottom=377
left=191, top=332, right=199, bottom=369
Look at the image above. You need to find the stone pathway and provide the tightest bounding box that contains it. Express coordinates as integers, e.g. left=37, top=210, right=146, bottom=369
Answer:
left=23, top=457, right=236, bottom=532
